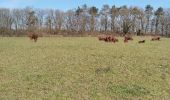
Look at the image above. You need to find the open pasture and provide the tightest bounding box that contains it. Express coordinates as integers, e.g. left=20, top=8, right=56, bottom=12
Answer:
left=0, top=37, right=170, bottom=100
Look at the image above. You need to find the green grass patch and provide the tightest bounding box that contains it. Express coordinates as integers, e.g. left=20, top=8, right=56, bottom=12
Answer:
left=107, top=84, right=150, bottom=96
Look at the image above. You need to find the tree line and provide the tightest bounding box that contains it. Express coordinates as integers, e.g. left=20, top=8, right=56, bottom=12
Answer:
left=0, top=4, right=170, bottom=37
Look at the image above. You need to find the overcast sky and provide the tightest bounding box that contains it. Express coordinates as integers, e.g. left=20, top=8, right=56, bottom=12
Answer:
left=0, top=0, right=170, bottom=11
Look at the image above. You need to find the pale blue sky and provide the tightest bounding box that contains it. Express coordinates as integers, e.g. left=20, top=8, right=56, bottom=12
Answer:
left=0, top=0, right=169, bottom=11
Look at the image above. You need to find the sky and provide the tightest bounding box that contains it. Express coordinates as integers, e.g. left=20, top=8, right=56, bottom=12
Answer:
left=0, top=0, right=170, bottom=11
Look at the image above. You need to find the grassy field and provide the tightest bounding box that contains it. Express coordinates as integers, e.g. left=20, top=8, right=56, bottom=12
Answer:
left=0, top=37, right=170, bottom=100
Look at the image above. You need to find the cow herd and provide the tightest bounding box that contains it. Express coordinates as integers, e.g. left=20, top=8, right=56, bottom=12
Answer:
left=98, top=35, right=161, bottom=44
left=27, top=32, right=161, bottom=43
left=98, top=35, right=119, bottom=43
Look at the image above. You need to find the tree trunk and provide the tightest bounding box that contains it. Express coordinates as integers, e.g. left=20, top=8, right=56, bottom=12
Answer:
left=90, top=15, right=95, bottom=32
left=111, top=16, right=115, bottom=32
left=161, top=24, right=164, bottom=36
left=155, top=18, right=159, bottom=34
left=104, top=16, right=108, bottom=32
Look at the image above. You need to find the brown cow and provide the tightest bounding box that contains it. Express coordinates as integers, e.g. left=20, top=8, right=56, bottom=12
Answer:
left=103, top=35, right=111, bottom=42
left=124, top=36, right=133, bottom=41
left=151, top=37, right=160, bottom=41
left=28, top=32, right=38, bottom=42
left=138, top=40, right=145, bottom=43
left=106, top=36, right=118, bottom=43
left=104, top=36, right=111, bottom=42
left=111, top=37, right=118, bottom=43
left=98, top=35, right=118, bottom=43
left=98, top=35, right=106, bottom=41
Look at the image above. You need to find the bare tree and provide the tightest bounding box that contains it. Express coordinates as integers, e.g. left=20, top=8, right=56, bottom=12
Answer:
left=100, top=5, right=110, bottom=32
left=110, top=5, right=118, bottom=32
left=164, top=9, right=170, bottom=36
left=155, top=7, right=164, bottom=34
left=36, top=9, right=45, bottom=31
left=0, top=4, right=170, bottom=37
left=65, top=10, right=76, bottom=32
left=119, top=6, right=132, bottom=35
left=45, top=9, right=55, bottom=34
left=130, top=7, right=141, bottom=33
left=53, top=10, right=64, bottom=34
left=145, top=5, right=153, bottom=34
left=89, top=6, right=98, bottom=32
left=0, top=8, right=13, bottom=36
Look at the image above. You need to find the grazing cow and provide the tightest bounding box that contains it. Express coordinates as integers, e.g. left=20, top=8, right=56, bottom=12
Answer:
left=106, top=36, right=118, bottom=43
left=98, top=35, right=118, bottom=43
left=28, top=32, right=38, bottom=42
left=138, top=40, right=145, bottom=43
left=98, top=35, right=106, bottom=41
left=151, top=37, right=160, bottom=41
left=111, top=37, right=118, bottom=43
left=103, top=35, right=110, bottom=42
left=104, top=36, right=111, bottom=42
left=124, top=36, right=133, bottom=41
